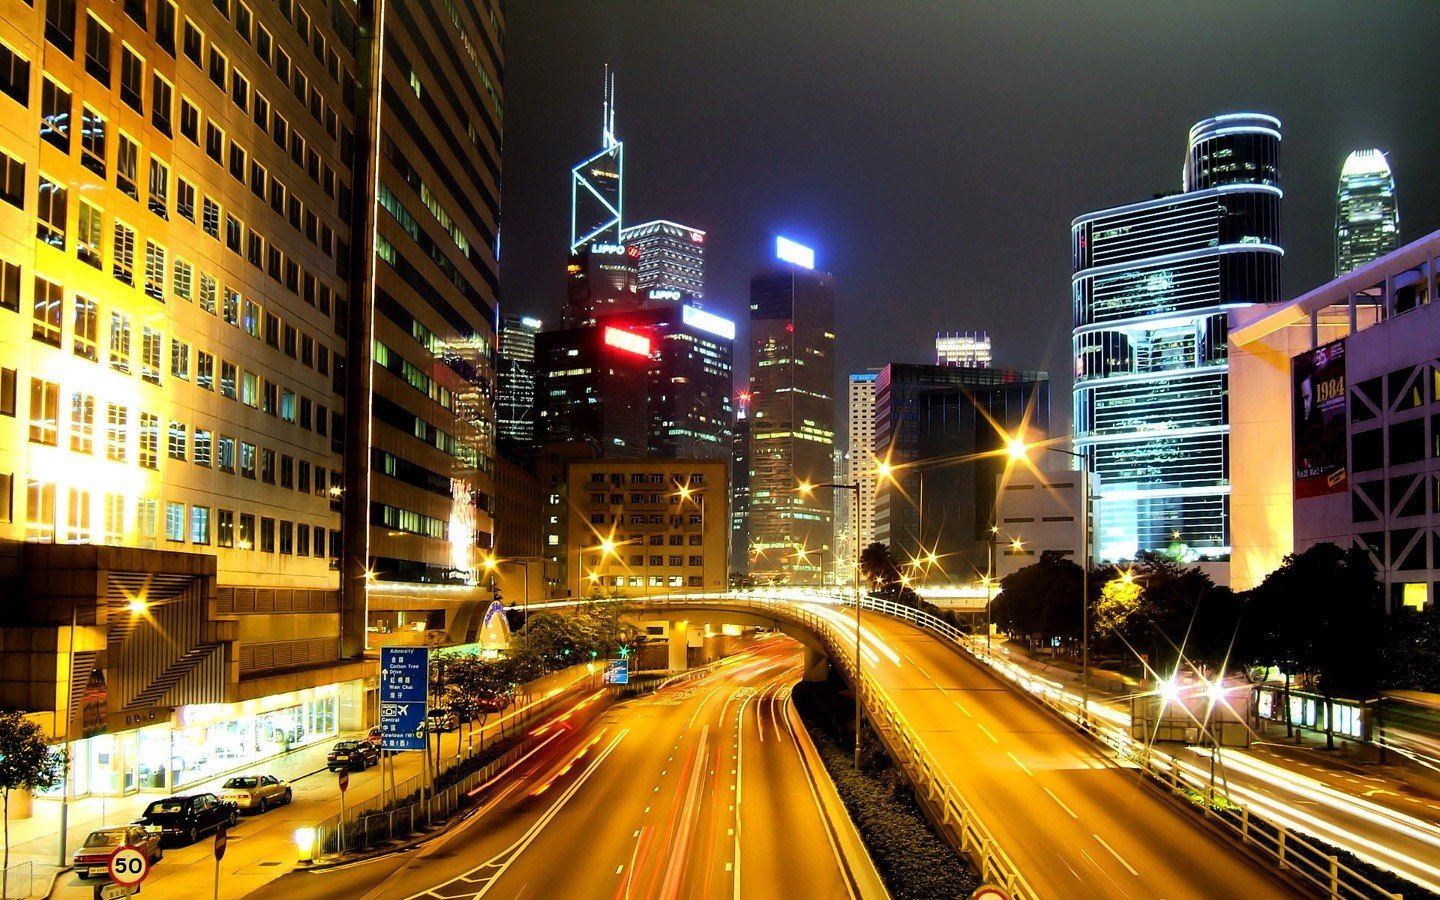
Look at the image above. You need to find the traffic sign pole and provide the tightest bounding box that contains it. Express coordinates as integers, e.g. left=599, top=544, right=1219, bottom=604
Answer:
left=213, top=825, right=227, bottom=900
left=338, top=768, right=349, bottom=853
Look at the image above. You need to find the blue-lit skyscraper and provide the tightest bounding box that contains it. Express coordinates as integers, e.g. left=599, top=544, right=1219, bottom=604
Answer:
left=1335, top=149, right=1400, bottom=277
left=570, top=66, right=623, bottom=252
left=1072, top=113, right=1284, bottom=566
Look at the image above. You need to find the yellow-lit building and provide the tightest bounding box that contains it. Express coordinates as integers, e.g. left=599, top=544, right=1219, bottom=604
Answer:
left=565, top=459, right=729, bottom=597
left=0, top=0, right=504, bottom=802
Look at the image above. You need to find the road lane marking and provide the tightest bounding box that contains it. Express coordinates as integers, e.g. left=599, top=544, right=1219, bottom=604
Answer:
left=1007, top=752, right=1033, bottom=777
left=976, top=722, right=999, bottom=744
left=952, top=699, right=972, bottom=718
left=616, top=865, right=624, bottom=875
left=1044, top=787, right=1077, bottom=819
left=1093, top=834, right=1139, bottom=876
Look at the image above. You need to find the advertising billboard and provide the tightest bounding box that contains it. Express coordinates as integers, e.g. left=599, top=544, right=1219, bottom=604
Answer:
left=1293, top=339, right=1347, bottom=499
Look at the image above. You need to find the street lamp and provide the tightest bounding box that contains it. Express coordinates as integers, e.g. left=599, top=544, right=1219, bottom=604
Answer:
left=1007, top=435, right=1094, bottom=728
left=799, top=480, right=864, bottom=768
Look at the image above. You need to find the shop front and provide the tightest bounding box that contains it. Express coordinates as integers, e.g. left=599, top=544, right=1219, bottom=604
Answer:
left=45, top=683, right=346, bottom=799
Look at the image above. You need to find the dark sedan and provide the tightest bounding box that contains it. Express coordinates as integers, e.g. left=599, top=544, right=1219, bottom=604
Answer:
left=135, top=793, right=238, bottom=845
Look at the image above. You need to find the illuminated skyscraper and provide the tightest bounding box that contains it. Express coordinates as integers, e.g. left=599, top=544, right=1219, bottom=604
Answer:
left=498, top=316, right=543, bottom=445
left=621, top=220, right=706, bottom=305
left=570, top=66, right=623, bottom=252
left=1335, top=149, right=1400, bottom=276
left=935, top=332, right=992, bottom=367
left=564, top=243, right=640, bottom=326
left=731, top=398, right=752, bottom=574
left=1073, top=114, right=1283, bottom=568
left=847, top=372, right=880, bottom=550
left=747, top=238, right=836, bottom=584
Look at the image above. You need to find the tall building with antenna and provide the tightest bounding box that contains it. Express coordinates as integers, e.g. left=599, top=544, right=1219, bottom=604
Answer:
left=570, top=66, right=624, bottom=252
left=1335, top=149, right=1400, bottom=276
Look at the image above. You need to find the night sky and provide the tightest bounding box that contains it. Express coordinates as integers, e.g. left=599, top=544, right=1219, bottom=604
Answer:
left=498, top=1, right=1440, bottom=435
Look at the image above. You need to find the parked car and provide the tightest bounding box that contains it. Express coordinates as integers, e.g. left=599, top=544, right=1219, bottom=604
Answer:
left=326, top=739, right=380, bottom=771
left=219, top=774, right=292, bottom=812
left=135, top=793, right=238, bottom=845
left=425, top=708, right=460, bottom=733
left=74, top=825, right=162, bottom=879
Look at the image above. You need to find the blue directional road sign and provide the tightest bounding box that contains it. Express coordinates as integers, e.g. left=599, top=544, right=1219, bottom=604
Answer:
left=603, top=658, right=629, bottom=685
left=380, top=647, right=428, bottom=751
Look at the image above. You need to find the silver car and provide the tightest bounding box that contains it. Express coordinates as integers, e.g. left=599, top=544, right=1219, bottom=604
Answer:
left=219, top=774, right=292, bottom=812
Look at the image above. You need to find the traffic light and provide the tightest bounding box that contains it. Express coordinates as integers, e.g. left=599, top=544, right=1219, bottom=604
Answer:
left=618, top=645, right=630, bottom=659
left=590, top=649, right=599, bottom=659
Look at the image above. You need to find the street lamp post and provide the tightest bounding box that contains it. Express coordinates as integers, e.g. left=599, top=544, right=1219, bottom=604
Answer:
left=800, top=480, right=863, bottom=768
left=1008, top=437, right=1093, bottom=728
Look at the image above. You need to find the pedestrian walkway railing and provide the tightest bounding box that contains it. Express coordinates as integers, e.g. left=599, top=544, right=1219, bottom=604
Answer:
left=0, top=861, right=34, bottom=899
left=815, top=593, right=1402, bottom=900
left=310, top=668, right=598, bottom=858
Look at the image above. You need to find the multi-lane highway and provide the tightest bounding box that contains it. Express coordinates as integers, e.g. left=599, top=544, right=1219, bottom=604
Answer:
left=251, top=637, right=869, bottom=899
left=801, top=602, right=1295, bottom=899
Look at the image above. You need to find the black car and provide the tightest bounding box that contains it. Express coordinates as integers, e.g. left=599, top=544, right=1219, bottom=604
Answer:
left=327, top=739, right=380, bottom=771
left=135, top=793, right=238, bottom=845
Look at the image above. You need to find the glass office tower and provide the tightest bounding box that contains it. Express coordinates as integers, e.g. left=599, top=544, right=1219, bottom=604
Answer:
left=1335, top=149, right=1399, bottom=277
left=1072, top=114, right=1283, bottom=565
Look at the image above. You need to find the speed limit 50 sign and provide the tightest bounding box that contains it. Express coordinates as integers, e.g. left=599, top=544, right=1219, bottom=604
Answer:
left=108, top=845, right=150, bottom=885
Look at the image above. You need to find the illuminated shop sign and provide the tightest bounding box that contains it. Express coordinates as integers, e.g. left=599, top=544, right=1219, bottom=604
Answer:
left=648, top=289, right=682, bottom=301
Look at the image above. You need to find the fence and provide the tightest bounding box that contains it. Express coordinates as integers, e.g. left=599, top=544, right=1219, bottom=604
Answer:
left=309, top=668, right=599, bottom=858
left=0, top=862, right=32, bottom=900
left=836, top=593, right=1402, bottom=900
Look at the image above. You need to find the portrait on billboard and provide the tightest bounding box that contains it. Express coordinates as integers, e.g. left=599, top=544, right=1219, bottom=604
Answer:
left=1293, top=339, right=1347, bottom=499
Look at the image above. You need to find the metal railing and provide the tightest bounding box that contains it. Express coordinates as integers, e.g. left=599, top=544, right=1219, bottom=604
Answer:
left=0, top=861, right=33, bottom=900
left=309, top=670, right=597, bottom=858
left=681, top=590, right=1403, bottom=899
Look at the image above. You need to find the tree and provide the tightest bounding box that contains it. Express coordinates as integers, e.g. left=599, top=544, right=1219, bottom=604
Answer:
left=859, top=543, right=900, bottom=591
left=1092, top=553, right=1243, bottom=676
left=0, top=711, right=65, bottom=898
left=1384, top=604, right=1440, bottom=693
left=1243, top=542, right=1383, bottom=749
left=992, top=550, right=1083, bottom=650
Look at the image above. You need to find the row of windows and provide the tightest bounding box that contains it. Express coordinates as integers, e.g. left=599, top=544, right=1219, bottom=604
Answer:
left=11, top=375, right=340, bottom=491
left=594, top=575, right=705, bottom=589
left=13, top=478, right=335, bottom=559
left=590, top=555, right=707, bottom=568
left=589, top=513, right=706, bottom=526
left=0, top=140, right=345, bottom=336
left=586, top=472, right=708, bottom=485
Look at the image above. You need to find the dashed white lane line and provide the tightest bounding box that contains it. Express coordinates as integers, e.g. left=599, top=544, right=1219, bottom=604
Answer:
left=1093, top=834, right=1139, bottom=877
left=1007, top=751, right=1033, bottom=777
left=976, top=722, right=999, bottom=744
left=953, top=699, right=972, bottom=718
left=1045, top=787, right=1078, bottom=819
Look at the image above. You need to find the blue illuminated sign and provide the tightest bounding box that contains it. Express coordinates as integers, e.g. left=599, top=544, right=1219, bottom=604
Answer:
left=682, top=305, right=736, bottom=340
left=604, top=658, right=629, bottom=685
left=775, top=236, right=815, bottom=270
left=379, top=647, right=428, bottom=751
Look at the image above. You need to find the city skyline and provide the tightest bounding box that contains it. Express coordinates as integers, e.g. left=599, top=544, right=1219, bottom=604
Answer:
left=501, top=1, right=1440, bottom=419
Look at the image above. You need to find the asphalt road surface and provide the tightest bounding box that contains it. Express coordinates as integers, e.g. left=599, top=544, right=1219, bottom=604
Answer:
left=803, top=602, right=1296, bottom=899
left=247, top=638, right=855, bottom=900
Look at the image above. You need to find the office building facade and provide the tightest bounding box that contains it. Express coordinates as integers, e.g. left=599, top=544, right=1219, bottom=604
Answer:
left=357, top=0, right=502, bottom=649
left=1072, top=113, right=1283, bottom=569
left=1335, top=149, right=1399, bottom=277
left=747, top=240, right=835, bottom=583
left=497, top=314, right=541, bottom=445
left=1229, top=228, right=1439, bottom=601
left=730, top=400, right=751, bottom=575
left=0, top=0, right=501, bottom=800
left=847, top=372, right=879, bottom=551
left=621, top=219, right=705, bottom=306
left=563, top=242, right=638, bottom=327
left=535, top=320, right=651, bottom=458
left=874, top=364, right=1049, bottom=580
left=566, top=458, right=728, bottom=597
left=935, top=331, right=992, bottom=368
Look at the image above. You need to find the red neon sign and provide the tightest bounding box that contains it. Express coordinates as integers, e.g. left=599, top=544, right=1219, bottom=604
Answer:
left=604, top=326, right=651, bottom=357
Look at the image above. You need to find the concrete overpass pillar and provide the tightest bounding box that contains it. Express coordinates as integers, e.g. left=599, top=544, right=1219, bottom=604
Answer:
left=802, top=645, right=830, bottom=682
left=667, top=620, right=689, bottom=671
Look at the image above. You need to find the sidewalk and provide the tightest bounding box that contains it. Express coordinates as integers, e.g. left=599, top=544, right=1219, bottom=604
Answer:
left=987, top=636, right=1440, bottom=821
left=24, top=663, right=600, bottom=900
